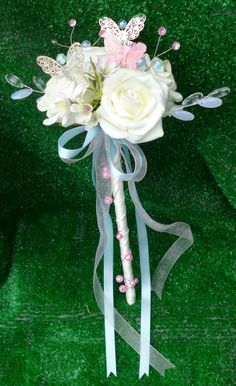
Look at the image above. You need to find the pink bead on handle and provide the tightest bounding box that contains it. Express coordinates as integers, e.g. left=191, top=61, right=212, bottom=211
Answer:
left=115, top=274, right=124, bottom=283
left=102, top=166, right=111, bottom=179
left=104, top=195, right=113, bottom=205
left=119, top=284, right=127, bottom=293
left=124, top=251, right=133, bottom=262
left=116, top=232, right=123, bottom=240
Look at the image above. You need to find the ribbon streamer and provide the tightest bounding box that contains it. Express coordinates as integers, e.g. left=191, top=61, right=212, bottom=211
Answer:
left=58, top=125, right=193, bottom=378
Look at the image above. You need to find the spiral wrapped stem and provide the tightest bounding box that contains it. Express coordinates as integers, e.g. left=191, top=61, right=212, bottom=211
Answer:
left=111, top=155, right=136, bottom=305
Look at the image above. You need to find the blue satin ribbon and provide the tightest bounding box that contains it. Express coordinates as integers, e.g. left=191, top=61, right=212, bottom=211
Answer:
left=58, top=125, right=193, bottom=379
left=136, top=209, right=151, bottom=378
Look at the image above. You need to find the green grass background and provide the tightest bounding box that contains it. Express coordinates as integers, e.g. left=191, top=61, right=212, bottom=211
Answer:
left=0, top=0, right=235, bottom=385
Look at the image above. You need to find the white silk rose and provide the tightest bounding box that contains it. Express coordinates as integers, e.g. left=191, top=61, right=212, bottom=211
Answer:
left=97, top=68, right=169, bottom=143
left=144, top=54, right=183, bottom=111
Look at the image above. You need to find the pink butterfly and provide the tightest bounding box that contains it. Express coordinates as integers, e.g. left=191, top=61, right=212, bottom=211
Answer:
left=104, top=33, right=146, bottom=70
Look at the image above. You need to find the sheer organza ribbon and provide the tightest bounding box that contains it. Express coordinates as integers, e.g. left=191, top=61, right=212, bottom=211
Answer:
left=58, top=125, right=193, bottom=379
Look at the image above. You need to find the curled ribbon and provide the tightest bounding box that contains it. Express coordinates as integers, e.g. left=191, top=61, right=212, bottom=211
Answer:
left=58, top=125, right=193, bottom=379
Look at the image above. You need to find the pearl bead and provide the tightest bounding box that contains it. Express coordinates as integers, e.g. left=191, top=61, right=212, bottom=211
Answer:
left=102, top=166, right=111, bottom=179
left=115, top=274, right=124, bottom=283
left=118, top=19, right=128, bottom=30
left=51, top=39, right=58, bottom=45
left=103, top=166, right=110, bottom=173
left=152, top=57, right=164, bottom=71
left=116, top=232, right=123, bottom=240
left=56, top=53, right=67, bottom=65
left=172, top=41, right=181, bottom=50
left=81, top=40, right=92, bottom=48
left=102, top=172, right=110, bottom=179
left=134, top=278, right=139, bottom=284
left=124, top=252, right=133, bottom=262
left=136, top=56, right=147, bottom=70
left=119, top=284, right=127, bottom=293
left=104, top=195, right=113, bottom=205
left=99, top=29, right=106, bottom=37
left=130, top=279, right=136, bottom=287
left=158, top=26, right=167, bottom=36
left=69, top=19, right=77, bottom=27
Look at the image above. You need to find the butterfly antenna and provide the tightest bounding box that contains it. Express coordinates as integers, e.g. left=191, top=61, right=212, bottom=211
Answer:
left=69, top=19, right=77, bottom=45
left=153, top=26, right=167, bottom=58
left=92, top=36, right=101, bottom=47
left=51, top=39, right=70, bottom=48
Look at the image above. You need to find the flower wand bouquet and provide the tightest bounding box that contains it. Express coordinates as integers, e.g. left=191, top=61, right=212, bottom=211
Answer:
left=6, top=14, right=230, bottom=379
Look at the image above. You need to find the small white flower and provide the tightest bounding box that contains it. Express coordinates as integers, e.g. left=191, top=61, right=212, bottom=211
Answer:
left=37, top=76, right=88, bottom=127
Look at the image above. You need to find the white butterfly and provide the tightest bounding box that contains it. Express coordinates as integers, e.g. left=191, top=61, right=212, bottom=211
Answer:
left=99, top=15, right=146, bottom=46
left=36, top=42, right=85, bottom=83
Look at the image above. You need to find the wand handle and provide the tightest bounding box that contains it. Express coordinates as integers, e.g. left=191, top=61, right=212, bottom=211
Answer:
left=112, top=156, right=136, bottom=305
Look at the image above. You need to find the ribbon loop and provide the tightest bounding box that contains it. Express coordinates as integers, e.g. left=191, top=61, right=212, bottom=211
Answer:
left=106, top=136, right=147, bottom=182
left=58, top=125, right=100, bottom=163
left=58, top=127, right=193, bottom=379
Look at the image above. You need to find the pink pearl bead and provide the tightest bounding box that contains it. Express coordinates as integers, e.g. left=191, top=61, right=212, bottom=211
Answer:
left=134, top=278, right=139, bottom=284
left=69, top=19, right=77, bottom=27
left=102, top=172, right=110, bottom=179
left=116, top=232, right=123, bottom=240
left=104, top=195, right=113, bottom=205
left=172, top=41, right=181, bottom=50
left=115, top=274, right=124, bottom=283
left=102, top=166, right=111, bottom=179
left=124, top=252, right=133, bottom=262
left=119, top=284, right=127, bottom=293
left=158, top=26, right=167, bottom=36
left=99, top=29, right=106, bottom=37
left=130, top=279, right=136, bottom=287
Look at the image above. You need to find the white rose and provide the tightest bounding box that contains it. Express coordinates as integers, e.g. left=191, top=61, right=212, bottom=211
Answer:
left=37, top=76, right=85, bottom=127
left=145, top=54, right=183, bottom=113
left=97, top=68, right=169, bottom=143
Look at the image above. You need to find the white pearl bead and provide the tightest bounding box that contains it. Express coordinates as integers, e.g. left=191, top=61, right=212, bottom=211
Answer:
left=118, top=19, right=128, bottom=30
left=137, top=56, right=147, bottom=70
left=152, top=57, right=164, bottom=71
left=56, top=53, right=67, bottom=65
left=81, top=40, right=92, bottom=48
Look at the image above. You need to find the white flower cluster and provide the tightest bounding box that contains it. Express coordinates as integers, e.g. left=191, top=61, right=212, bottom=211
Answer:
left=7, top=16, right=229, bottom=143
left=36, top=21, right=183, bottom=143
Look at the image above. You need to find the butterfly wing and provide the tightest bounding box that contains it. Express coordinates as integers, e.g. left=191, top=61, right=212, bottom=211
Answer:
left=36, top=56, right=63, bottom=76
left=125, top=42, right=147, bottom=69
left=99, top=17, right=121, bottom=39
left=65, top=42, right=86, bottom=83
left=104, top=33, right=124, bottom=65
left=125, top=14, right=146, bottom=41
left=66, top=42, right=84, bottom=68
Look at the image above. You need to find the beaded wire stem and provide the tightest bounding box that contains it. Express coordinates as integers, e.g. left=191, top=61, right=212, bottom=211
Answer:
left=112, top=152, right=136, bottom=305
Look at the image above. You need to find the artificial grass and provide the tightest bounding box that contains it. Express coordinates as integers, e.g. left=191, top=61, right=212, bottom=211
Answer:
left=0, top=0, right=235, bottom=384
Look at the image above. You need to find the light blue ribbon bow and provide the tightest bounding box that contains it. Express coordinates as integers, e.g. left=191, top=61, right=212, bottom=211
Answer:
left=58, top=125, right=193, bottom=379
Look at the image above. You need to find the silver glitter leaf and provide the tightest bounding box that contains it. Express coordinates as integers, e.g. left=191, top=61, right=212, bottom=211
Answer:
left=33, top=76, right=46, bottom=91
left=5, top=74, right=24, bottom=88
left=182, top=92, right=203, bottom=106
left=207, top=87, right=230, bottom=99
